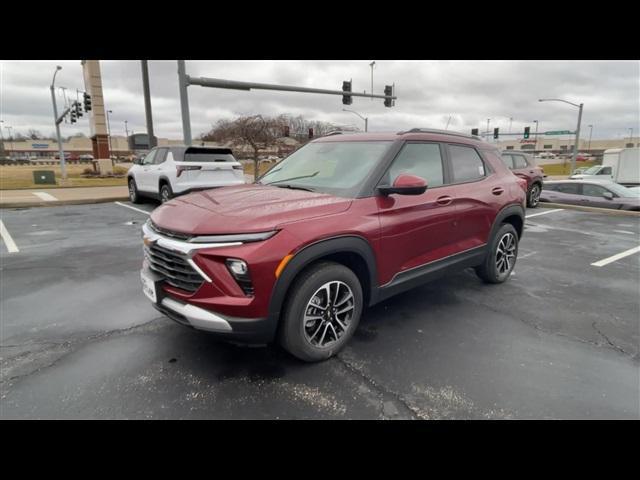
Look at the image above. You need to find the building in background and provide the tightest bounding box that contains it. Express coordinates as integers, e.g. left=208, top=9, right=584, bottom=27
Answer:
left=497, top=136, right=638, bottom=157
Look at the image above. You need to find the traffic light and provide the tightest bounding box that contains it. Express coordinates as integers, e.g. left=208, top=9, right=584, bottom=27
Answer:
left=342, top=80, right=352, bottom=105
left=284, top=125, right=290, bottom=137
left=83, top=92, right=92, bottom=111
left=75, top=101, right=82, bottom=118
left=384, top=85, right=393, bottom=107
left=524, top=126, right=530, bottom=139
left=70, top=108, right=77, bottom=124
left=308, top=128, right=314, bottom=139
left=471, top=128, right=479, bottom=136
left=493, top=127, right=499, bottom=139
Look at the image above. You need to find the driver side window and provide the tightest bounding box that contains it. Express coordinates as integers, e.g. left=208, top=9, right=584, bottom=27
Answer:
left=142, top=149, right=157, bottom=165
left=386, top=143, right=444, bottom=187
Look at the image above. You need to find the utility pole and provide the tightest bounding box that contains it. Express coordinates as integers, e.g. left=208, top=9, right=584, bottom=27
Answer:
left=177, top=60, right=192, bottom=146
left=587, top=125, right=593, bottom=152
left=509, top=117, right=513, bottom=134
left=369, top=61, right=375, bottom=101
left=140, top=60, right=156, bottom=148
left=629, top=128, right=634, bottom=143
left=539, top=98, right=583, bottom=174
left=50, top=66, right=67, bottom=180
left=486, top=119, right=491, bottom=142
left=106, top=110, right=113, bottom=159
left=533, top=120, right=539, bottom=152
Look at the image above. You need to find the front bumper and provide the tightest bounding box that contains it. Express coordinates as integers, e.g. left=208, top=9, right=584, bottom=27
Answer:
left=152, top=295, right=273, bottom=343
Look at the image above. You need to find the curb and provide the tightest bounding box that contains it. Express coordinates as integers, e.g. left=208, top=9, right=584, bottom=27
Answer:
left=539, top=202, right=640, bottom=217
left=0, top=196, right=130, bottom=209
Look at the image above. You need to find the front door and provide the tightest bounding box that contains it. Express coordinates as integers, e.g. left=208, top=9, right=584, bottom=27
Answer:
left=376, top=142, right=458, bottom=284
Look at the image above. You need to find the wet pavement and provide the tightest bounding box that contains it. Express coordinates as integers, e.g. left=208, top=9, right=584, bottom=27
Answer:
left=1, top=201, right=638, bottom=419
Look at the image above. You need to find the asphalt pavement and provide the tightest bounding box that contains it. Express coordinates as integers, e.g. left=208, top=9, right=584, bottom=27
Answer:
left=1, top=201, right=638, bottom=419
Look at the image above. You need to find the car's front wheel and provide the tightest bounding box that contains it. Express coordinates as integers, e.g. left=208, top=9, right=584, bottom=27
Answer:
left=475, top=223, right=519, bottom=284
left=279, top=261, right=363, bottom=362
left=527, top=183, right=541, bottom=208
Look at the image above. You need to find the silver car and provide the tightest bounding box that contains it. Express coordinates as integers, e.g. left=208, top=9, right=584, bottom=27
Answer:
left=540, top=179, right=640, bottom=211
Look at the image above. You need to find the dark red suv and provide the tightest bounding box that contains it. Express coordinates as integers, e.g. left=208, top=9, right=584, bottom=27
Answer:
left=141, top=129, right=527, bottom=361
left=500, top=151, right=545, bottom=207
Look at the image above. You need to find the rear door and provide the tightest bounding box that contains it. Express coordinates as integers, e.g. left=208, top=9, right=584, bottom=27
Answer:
left=376, top=142, right=459, bottom=279
left=510, top=153, right=535, bottom=187
left=579, top=183, right=622, bottom=209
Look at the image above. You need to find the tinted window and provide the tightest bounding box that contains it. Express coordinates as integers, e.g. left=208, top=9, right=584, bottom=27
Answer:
left=600, top=167, right=612, bottom=175
left=556, top=183, right=579, bottom=194
left=449, top=145, right=486, bottom=182
left=388, top=143, right=444, bottom=187
left=543, top=183, right=558, bottom=191
left=500, top=154, right=514, bottom=169
left=513, top=155, right=528, bottom=169
left=582, top=184, right=610, bottom=197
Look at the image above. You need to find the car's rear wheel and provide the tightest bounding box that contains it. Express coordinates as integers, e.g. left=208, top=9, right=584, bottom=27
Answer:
left=527, top=183, right=541, bottom=208
left=475, top=223, right=519, bottom=284
left=128, top=178, right=141, bottom=204
left=279, top=261, right=363, bottom=362
left=160, top=183, right=173, bottom=203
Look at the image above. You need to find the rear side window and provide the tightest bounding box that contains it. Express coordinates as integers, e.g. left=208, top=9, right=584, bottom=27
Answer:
left=449, top=145, right=486, bottom=182
left=582, top=184, right=610, bottom=197
left=556, top=183, right=579, bottom=194
left=154, top=148, right=167, bottom=164
left=500, top=154, right=515, bottom=169
left=387, top=143, right=444, bottom=187
left=513, top=155, right=528, bottom=169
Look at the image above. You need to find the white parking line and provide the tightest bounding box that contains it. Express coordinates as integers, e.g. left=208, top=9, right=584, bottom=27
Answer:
left=33, top=192, right=58, bottom=202
left=526, top=209, right=563, bottom=219
left=0, top=219, right=19, bottom=253
left=114, top=201, right=150, bottom=215
left=591, top=246, right=640, bottom=267
left=613, top=230, right=636, bottom=235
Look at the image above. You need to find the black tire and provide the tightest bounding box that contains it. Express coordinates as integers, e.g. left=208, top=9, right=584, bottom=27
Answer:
left=279, top=261, right=363, bottom=362
left=527, top=182, right=541, bottom=208
left=160, top=183, right=173, bottom=203
left=128, top=178, right=141, bottom=204
left=475, top=223, right=519, bottom=284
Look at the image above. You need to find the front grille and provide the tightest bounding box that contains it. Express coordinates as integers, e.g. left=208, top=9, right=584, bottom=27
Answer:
left=149, top=221, right=192, bottom=241
left=144, top=243, right=204, bottom=293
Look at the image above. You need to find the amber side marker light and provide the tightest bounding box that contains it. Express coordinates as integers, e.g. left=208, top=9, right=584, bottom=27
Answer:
left=275, top=254, right=294, bottom=278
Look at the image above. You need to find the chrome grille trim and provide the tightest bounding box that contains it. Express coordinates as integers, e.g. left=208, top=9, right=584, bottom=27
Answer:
left=144, top=243, right=204, bottom=293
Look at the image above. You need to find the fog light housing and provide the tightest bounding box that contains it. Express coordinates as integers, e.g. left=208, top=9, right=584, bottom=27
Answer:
left=226, top=259, right=254, bottom=296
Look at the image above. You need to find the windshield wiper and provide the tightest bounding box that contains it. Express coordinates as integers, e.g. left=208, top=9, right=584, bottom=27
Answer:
left=265, top=171, right=319, bottom=185
left=271, top=184, right=316, bottom=192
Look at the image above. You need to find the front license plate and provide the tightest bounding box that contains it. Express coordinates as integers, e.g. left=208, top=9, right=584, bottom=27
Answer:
left=141, top=270, right=158, bottom=303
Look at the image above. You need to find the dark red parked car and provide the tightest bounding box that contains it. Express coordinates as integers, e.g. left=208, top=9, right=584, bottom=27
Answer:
left=141, top=129, right=527, bottom=361
left=501, top=151, right=545, bottom=207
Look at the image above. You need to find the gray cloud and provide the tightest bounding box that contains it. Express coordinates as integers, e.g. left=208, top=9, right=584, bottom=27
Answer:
left=1, top=60, right=638, bottom=141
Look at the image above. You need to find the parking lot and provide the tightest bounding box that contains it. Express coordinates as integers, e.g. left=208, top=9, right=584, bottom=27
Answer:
left=1, top=201, right=638, bottom=419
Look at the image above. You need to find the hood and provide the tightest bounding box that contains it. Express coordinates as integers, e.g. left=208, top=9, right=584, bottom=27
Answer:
left=150, top=184, right=352, bottom=235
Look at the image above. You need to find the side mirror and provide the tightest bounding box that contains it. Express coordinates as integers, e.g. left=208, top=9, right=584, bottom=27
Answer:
left=603, top=192, right=614, bottom=200
left=378, top=174, right=428, bottom=196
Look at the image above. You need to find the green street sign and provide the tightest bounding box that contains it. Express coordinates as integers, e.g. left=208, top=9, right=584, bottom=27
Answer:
left=544, top=130, right=573, bottom=135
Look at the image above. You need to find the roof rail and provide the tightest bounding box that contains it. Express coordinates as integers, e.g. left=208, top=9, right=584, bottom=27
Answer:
left=397, top=128, right=484, bottom=141
left=324, top=131, right=345, bottom=136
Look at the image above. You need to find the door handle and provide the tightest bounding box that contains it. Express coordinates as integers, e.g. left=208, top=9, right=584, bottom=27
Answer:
left=492, top=187, right=505, bottom=195
left=436, top=195, right=453, bottom=206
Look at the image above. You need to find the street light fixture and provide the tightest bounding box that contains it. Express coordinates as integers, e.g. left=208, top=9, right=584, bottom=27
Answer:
left=343, top=108, right=368, bottom=132
left=538, top=98, right=583, bottom=174
left=50, top=65, right=67, bottom=180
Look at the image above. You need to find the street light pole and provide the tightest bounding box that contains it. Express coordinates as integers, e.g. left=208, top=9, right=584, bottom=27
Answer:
left=343, top=108, right=368, bottom=132
left=369, top=61, right=375, bottom=101
left=50, top=65, right=67, bottom=180
left=533, top=120, right=539, bottom=152
left=5, top=126, right=14, bottom=154
left=538, top=98, right=583, bottom=174
left=509, top=117, right=513, bottom=134
left=486, top=118, right=491, bottom=142
left=0, top=120, right=4, bottom=156
left=587, top=125, right=593, bottom=152
left=629, top=128, right=634, bottom=143
left=106, top=110, right=113, bottom=160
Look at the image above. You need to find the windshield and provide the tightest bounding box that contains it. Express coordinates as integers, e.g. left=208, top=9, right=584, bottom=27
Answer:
left=583, top=166, right=602, bottom=175
left=258, top=141, right=392, bottom=197
left=607, top=182, right=640, bottom=197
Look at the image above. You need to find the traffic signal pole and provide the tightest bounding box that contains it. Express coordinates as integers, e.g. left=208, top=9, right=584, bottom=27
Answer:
left=177, top=61, right=397, bottom=144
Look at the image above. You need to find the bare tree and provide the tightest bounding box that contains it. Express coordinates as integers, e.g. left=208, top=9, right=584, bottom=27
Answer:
left=203, top=115, right=285, bottom=181
left=27, top=129, right=44, bottom=140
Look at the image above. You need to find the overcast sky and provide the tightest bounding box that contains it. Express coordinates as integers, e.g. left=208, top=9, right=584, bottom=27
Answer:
left=1, top=60, right=638, bottom=141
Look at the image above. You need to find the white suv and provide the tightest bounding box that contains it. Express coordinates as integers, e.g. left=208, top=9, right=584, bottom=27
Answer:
left=127, top=146, right=245, bottom=203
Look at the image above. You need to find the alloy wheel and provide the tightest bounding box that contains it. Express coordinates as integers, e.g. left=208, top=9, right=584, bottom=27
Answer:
left=303, top=281, right=355, bottom=348
left=129, top=180, right=136, bottom=201
left=530, top=185, right=540, bottom=207
left=161, top=187, right=170, bottom=203
left=496, top=232, right=517, bottom=276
